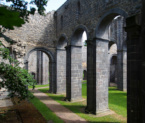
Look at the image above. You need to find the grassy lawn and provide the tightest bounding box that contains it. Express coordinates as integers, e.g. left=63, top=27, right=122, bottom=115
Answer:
left=39, top=83, right=127, bottom=123
left=29, top=92, right=63, bottom=123
left=29, top=84, right=49, bottom=89
left=82, top=84, right=127, bottom=117
left=109, top=87, right=127, bottom=117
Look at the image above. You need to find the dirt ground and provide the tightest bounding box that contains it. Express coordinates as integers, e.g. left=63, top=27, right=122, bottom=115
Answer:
left=0, top=98, right=47, bottom=123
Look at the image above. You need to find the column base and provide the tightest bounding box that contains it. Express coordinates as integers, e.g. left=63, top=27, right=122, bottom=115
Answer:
left=85, top=107, right=111, bottom=116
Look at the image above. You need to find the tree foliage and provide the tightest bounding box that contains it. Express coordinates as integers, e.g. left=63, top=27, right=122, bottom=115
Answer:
left=0, top=0, right=48, bottom=29
left=0, top=7, right=25, bottom=29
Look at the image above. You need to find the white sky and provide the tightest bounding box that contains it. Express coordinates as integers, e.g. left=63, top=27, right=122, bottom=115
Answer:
left=0, top=0, right=67, bottom=12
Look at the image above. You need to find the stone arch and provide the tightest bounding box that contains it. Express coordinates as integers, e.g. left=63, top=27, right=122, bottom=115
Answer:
left=108, top=41, right=116, bottom=49
left=95, top=8, right=128, bottom=39
left=56, top=34, right=68, bottom=94
left=71, top=25, right=89, bottom=46
left=57, top=34, right=68, bottom=49
left=25, top=47, right=54, bottom=64
left=86, top=8, right=128, bottom=114
left=24, top=47, right=56, bottom=93
left=94, top=8, right=127, bottom=91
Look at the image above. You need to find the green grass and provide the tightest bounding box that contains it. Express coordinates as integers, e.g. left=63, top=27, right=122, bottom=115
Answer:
left=82, top=80, right=87, bottom=83
left=109, top=87, right=127, bottom=117
left=82, top=83, right=87, bottom=98
left=39, top=84, right=127, bottom=123
left=81, top=83, right=127, bottom=117
left=29, top=84, right=49, bottom=89
left=29, top=92, right=63, bottom=123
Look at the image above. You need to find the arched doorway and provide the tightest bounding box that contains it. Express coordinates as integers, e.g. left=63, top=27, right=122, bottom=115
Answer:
left=28, top=51, right=49, bottom=85
left=24, top=47, right=55, bottom=93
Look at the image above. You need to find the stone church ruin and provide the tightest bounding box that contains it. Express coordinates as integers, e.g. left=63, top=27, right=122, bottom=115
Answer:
left=1, top=0, right=145, bottom=122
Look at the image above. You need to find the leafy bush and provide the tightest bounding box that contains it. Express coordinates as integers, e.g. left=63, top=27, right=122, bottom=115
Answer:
left=0, top=41, right=36, bottom=101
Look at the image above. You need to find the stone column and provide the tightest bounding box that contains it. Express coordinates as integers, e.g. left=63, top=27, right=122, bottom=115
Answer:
left=37, top=51, right=43, bottom=85
left=41, top=52, right=43, bottom=84
left=56, top=49, right=66, bottom=94
left=49, top=61, right=56, bottom=93
left=86, top=39, right=96, bottom=114
left=117, top=49, right=127, bottom=91
left=65, top=45, right=82, bottom=101
left=86, top=38, right=109, bottom=114
left=125, top=15, right=142, bottom=123
left=141, top=1, right=145, bottom=121
left=42, top=53, right=49, bottom=85
left=123, top=49, right=127, bottom=91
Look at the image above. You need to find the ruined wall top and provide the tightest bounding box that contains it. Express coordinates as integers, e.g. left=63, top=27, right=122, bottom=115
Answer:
left=3, top=11, right=56, bottom=49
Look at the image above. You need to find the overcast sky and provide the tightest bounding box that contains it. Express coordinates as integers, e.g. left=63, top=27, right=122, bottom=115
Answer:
left=0, top=0, right=67, bottom=12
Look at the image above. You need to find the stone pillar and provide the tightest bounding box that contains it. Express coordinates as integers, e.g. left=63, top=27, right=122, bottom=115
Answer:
left=65, top=45, right=82, bottom=101
left=41, top=52, right=43, bottom=84
left=56, top=49, right=66, bottom=94
left=86, top=38, right=109, bottom=114
left=123, top=49, right=127, bottom=91
left=86, top=39, right=96, bottom=114
left=37, top=51, right=43, bottom=85
left=141, top=1, right=145, bottom=121
left=42, top=53, right=49, bottom=85
left=125, top=15, right=142, bottom=123
left=117, top=50, right=127, bottom=91
left=49, top=61, right=56, bottom=93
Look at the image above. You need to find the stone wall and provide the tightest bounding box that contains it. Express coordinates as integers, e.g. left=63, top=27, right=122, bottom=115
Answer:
left=4, top=11, right=55, bottom=47
left=56, top=0, right=141, bottom=41
left=2, top=11, right=56, bottom=67
left=0, top=0, right=143, bottom=118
